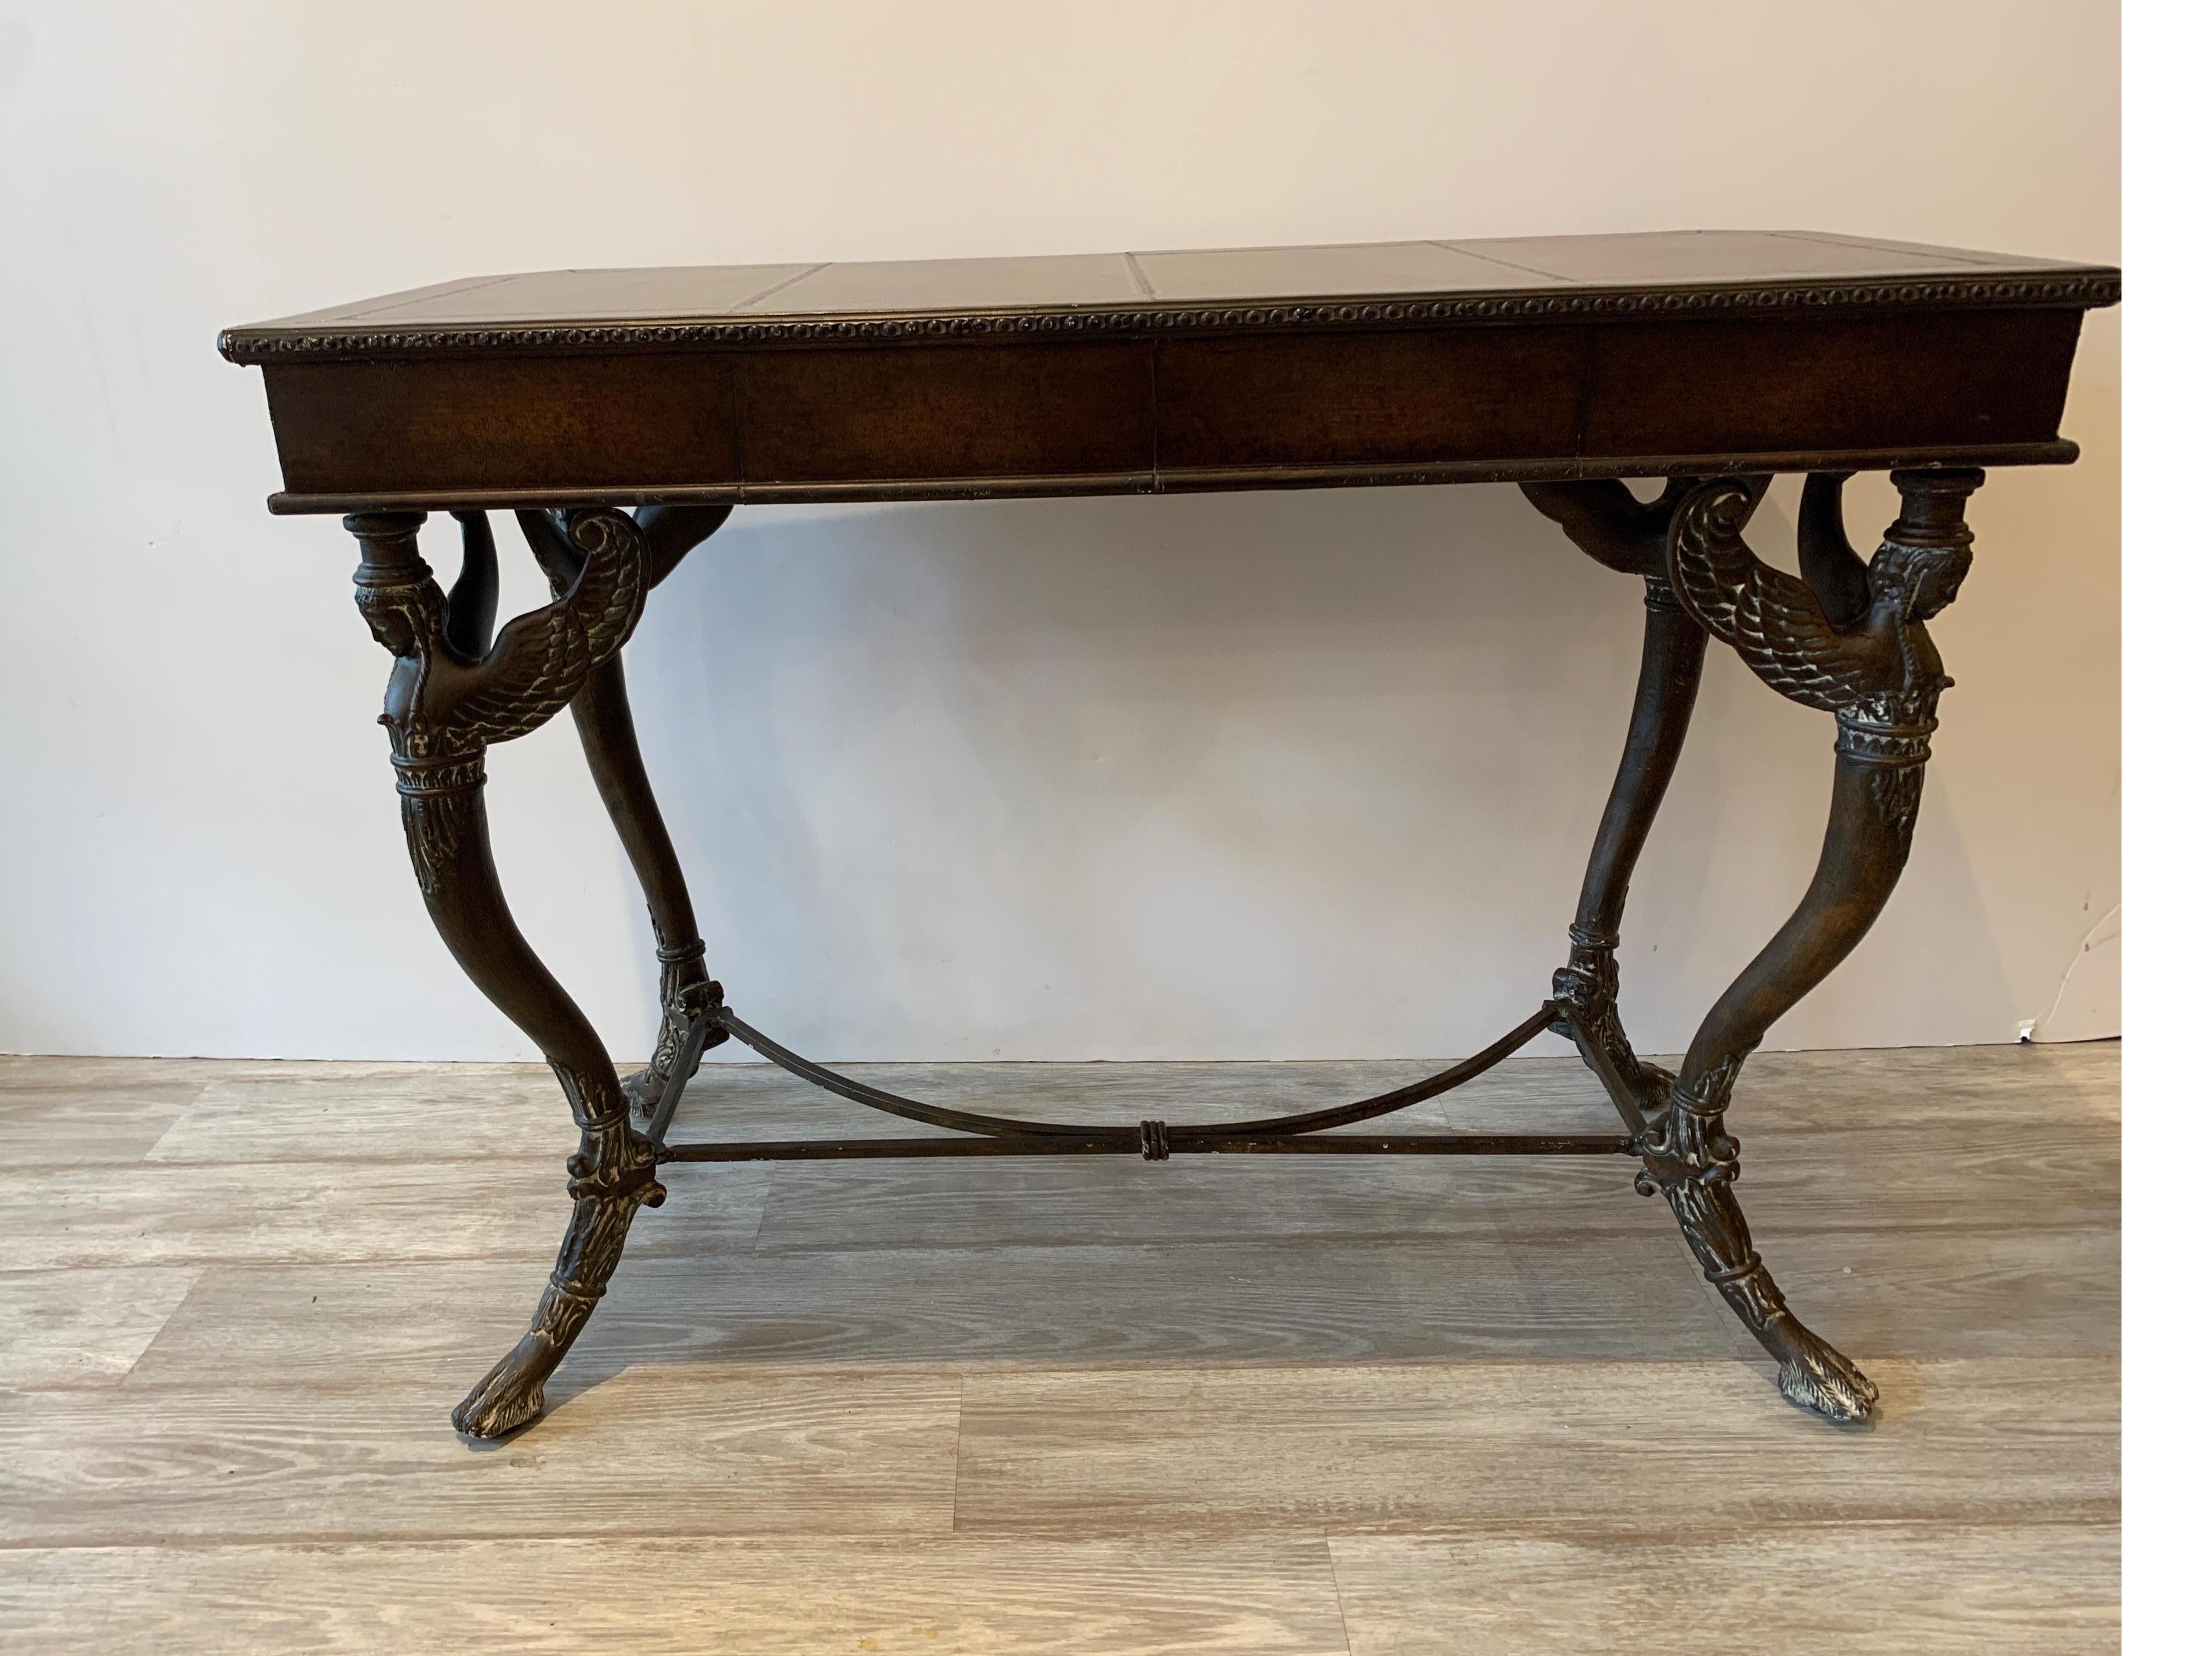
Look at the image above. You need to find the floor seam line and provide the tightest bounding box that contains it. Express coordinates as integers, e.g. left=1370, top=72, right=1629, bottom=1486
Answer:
left=1323, top=1528, right=1358, bottom=1655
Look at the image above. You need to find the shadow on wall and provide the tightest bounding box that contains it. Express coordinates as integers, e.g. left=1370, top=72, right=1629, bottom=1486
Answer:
left=607, top=480, right=2015, bottom=1063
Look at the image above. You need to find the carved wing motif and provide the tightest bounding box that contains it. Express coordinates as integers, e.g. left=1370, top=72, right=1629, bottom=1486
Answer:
left=1666, top=480, right=1893, bottom=713
left=436, top=508, right=648, bottom=749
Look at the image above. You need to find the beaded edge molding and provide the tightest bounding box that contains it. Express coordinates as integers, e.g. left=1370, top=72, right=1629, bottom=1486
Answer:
left=219, top=272, right=2122, bottom=363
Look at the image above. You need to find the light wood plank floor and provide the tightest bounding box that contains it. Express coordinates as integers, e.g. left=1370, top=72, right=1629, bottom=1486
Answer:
left=0, top=1043, right=2118, bottom=1653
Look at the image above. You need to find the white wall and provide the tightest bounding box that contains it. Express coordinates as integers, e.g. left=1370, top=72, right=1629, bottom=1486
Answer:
left=0, top=1, right=2118, bottom=1062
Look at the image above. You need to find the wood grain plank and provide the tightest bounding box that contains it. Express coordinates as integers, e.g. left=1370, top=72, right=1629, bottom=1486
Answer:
left=144, top=1065, right=563, bottom=1164
left=1327, top=1524, right=2116, bottom=1655
left=119, top=1231, right=1719, bottom=1392
left=0, top=1535, right=1352, bottom=1655
left=1, top=1057, right=445, bottom=1092
left=1708, top=1040, right=2119, bottom=1125
left=753, top=1154, right=1508, bottom=1253
left=121, top=1212, right=2106, bottom=1397
left=3, top=1158, right=768, bottom=1269
left=1443, top=1042, right=2120, bottom=1133
left=121, top=1256, right=552, bottom=1394
left=0, top=1057, right=229, bottom=1093
left=0, top=1268, right=205, bottom=1387
left=952, top=1358, right=2118, bottom=1537
left=0, top=1097, right=200, bottom=1167
left=0, top=1367, right=960, bottom=1547
left=1739, top=1225, right=2118, bottom=1359
left=1482, top=1117, right=2117, bottom=1241
left=119, top=1215, right=2114, bottom=1398
left=0, top=1057, right=209, bottom=1167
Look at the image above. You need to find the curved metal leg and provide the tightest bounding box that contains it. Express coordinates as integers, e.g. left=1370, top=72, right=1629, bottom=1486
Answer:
left=1641, top=747, right=1915, bottom=1422
left=1519, top=478, right=1771, bottom=1127
left=569, top=656, right=727, bottom=1113
left=416, top=784, right=664, bottom=1440
left=516, top=506, right=734, bottom=1119
left=1552, top=576, right=1708, bottom=1119
left=1642, top=467, right=1982, bottom=1422
left=346, top=507, right=661, bottom=1440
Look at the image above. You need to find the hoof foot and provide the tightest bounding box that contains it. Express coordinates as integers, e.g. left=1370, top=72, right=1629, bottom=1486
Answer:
left=452, top=1332, right=556, bottom=1441
left=1774, top=1323, right=1878, bottom=1423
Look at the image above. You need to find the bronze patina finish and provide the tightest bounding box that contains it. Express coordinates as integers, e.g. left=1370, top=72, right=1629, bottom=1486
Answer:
left=224, top=230, right=2118, bottom=1439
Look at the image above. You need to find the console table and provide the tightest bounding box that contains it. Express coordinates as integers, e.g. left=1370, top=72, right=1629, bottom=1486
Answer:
left=222, top=230, right=2119, bottom=1440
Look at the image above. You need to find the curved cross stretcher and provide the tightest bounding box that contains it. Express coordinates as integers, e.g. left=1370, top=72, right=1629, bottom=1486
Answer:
left=649, top=999, right=1633, bottom=1162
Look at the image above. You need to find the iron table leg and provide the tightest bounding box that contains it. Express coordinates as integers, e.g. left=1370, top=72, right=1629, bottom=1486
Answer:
left=1530, top=469, right=1983, bottom=1422
left=345, top=507, right=665, bottom=1440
